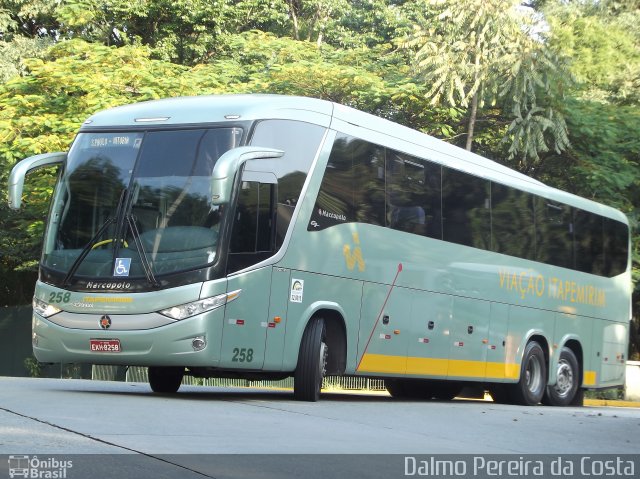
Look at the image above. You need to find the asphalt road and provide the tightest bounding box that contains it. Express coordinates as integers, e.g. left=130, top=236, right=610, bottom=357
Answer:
left=1, top=377, right=639, bottom=478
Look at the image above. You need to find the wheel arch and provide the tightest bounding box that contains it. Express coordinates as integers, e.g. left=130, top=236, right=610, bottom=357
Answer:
left=514, top=331, right=550, bottom=383
left=290, top=301, right=347, bottom=375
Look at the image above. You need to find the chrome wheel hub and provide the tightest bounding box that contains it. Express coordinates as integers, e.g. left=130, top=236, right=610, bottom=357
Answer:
left=554, top=359, right=574, bottom=398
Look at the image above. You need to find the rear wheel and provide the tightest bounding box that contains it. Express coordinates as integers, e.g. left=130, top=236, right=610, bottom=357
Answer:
left=386, top=379, right=434, bottom=399
left=510, top=341, right=547, bottom=406
left=542, top=347, right=580, bottom=406
left=431, top=381, right=462, bottom=401
left=488, top=384, right=512, bottom=404
left=148, top=366, right=184, bottom=393
left=294, top=317, right=327, bottom=402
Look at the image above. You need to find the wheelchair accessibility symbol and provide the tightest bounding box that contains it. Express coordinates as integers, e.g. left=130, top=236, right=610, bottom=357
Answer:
left=114, top=258, right=132, bottom=277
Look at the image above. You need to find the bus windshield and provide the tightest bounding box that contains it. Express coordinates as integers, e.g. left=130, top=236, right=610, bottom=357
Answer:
left=42, top=128, right=243, bottom=281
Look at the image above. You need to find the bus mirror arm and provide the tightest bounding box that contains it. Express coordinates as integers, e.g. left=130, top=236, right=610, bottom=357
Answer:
left=8, top=152, right=67, bottom=209
left=210, top=146, right=284, bottom=205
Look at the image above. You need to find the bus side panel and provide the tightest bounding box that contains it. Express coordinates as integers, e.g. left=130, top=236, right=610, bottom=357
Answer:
left=356, top=283, right=412, bottom=376
left=485, top=302, right=513, bottom=381
left=552, top=312, right=593, bottom=387
left=281, top=271, right=362, bottom=373
left=263, top=267, right=291, bottom=370
left=406, top=291, right=451, bottom=379
left=507, top=305, right=555, bottom=381
left=219, top=267, right=271, bottom=369
left=594, top=320, right=628, bottom=388
left=447, top=297, right=490, bottom=380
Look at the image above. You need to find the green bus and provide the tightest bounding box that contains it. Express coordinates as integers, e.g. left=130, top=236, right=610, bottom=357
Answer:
left=8, top=94, right=631, bottom=405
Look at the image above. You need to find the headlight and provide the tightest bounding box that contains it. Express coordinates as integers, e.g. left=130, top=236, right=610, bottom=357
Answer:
left=159, top=289, right=241, bottom=320
left=33, top=297, right=62, bottom=318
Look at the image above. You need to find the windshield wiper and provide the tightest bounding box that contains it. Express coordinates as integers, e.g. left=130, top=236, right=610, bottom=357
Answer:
left=62, top=216, right=115, bottom=287
left=125, top=214, right=159, bottom=288
left=63, top=188, right=129, bottom=287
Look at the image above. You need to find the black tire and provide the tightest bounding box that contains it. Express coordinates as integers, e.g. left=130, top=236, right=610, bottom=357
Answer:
left=571, top=387, right=585, bottom=407
left=488, top=384, right=513, bottom=404
left=294, top=317, right=327, bottom=402
left=510, top=341, right=547, bottom=406
left=386, top=379, right=442, bottom=399
left=386, top=378, right=411, bottom=398
left=542, top=347, right=580, bottom=406
left=148, top=366, right=184, bottom=393
left=431, top=381, right=462, bottom=401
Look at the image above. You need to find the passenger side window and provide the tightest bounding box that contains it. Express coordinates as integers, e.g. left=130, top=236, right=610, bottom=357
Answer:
left=604, top=218, right=629, bottom=277
left=442, top=168, right=491, bottom=249
left=491, top=184, right=536, bottom=260
left=386, top=151, right=442, bottom=239
left=574, top=209, right=604, bottom=275
left=309, top=134, right=385, bottom=230
left=536, top=199, right=573, bottom=269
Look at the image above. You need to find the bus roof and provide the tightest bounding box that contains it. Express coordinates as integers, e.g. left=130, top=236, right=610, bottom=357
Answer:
left=82, top=94, right=627, bottom=224
left=83, top=94, right=335, bottom=128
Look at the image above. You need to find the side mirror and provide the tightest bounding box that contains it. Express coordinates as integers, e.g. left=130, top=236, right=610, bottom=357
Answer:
left=8, top=152, right=67, bottom=209
left=211, top=146, right=283, bottom=205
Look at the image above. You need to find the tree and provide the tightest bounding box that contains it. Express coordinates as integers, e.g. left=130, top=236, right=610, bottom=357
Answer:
left=0, top=0, right=60, bottom=38
left=0, top=35, right=50, bottom=82
left=400, top=0, right=570, bottom=168
left=543, top=0, right=640, bottom=105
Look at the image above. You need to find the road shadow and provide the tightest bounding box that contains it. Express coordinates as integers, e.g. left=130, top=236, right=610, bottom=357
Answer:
left=45, top=379, right=487, bottom=405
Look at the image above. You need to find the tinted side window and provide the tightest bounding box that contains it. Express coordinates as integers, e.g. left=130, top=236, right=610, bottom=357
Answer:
left=604, top=218, right=629, bottom=277
left=442, top=168, right=491, bottom=249
left=491, top=183, right=536, bottom=260
left=229, top=182, right=275, bottom=254
left=535, top=199, right=573, bottom=269
left=353, top=140, right=386, bottom=226
left=387, top=151, right=442, bottom=239
left=309, top=134, right=385, bottom=230
left=574, top=209, right=604, bottom=275
left=250, top=120, right=325, bottom=247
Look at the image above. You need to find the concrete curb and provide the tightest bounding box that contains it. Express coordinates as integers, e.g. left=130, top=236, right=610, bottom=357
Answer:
left=584, top=398, right=640, bottom=408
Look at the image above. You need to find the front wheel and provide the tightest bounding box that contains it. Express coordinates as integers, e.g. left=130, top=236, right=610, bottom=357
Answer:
left=542, top=347, right=580, bottom=406
left=294, top=317, right=327, bottom=402
left=510, top=341, right=547, bottom=406
left=148, top=366, right=184, bottom=393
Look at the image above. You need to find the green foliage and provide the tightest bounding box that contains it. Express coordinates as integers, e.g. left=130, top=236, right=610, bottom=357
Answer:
left=0, top=36, right=51, bottom=83
left=544, top=1, right=640, bottom=104
left=543, top=99, right=640, bottom=209
left=23, top=356, right=42, bottom=378
left=400, top=0, right=571, bottom=164
left=0, top=0, right=60, bottom=37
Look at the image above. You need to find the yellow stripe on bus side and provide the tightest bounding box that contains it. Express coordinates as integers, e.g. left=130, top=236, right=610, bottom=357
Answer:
left=358, top=354, right=597, bottom=386
left=358, top=353, right=520, bottom=380
left=583, top=370, right=597, bottom=386
left=357, top=353, right=408, bottom=374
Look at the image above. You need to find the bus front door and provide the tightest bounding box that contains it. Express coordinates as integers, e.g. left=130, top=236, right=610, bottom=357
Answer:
left=220, top=175, right=278, bottom=370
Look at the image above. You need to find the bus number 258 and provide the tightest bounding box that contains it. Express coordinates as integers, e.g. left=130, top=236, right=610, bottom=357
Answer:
left=232, top=348, right=254, bottom=363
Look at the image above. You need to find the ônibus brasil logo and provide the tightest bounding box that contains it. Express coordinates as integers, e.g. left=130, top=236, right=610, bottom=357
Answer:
left=8, top=455, right=73, bottom=478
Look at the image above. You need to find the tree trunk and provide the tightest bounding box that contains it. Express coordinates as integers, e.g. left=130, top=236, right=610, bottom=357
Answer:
left=288, top=1, right=300, bottom=40
left=465, top=92, right=478, bottom=151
